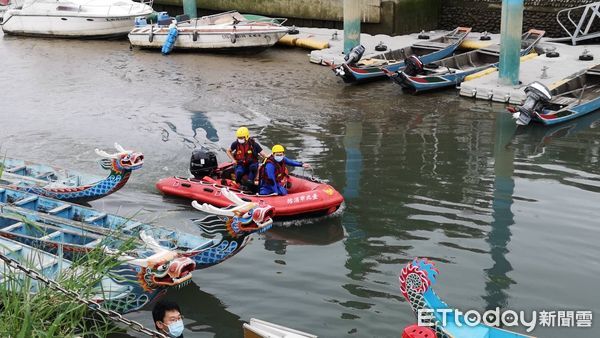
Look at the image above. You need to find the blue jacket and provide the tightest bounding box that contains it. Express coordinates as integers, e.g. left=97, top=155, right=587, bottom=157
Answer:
left=260, top=157, right=303, bottom=195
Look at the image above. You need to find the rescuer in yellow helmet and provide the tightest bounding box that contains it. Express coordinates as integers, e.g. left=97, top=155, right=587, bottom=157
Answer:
left=258, top=144, right=311, bottom=196
left=226, top=127, right=268, bottom=187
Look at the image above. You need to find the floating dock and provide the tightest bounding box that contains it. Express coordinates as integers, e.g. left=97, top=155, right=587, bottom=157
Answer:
left=459, top=42, right=600, bottom=104
left=287, top=27, right=600, bottom=105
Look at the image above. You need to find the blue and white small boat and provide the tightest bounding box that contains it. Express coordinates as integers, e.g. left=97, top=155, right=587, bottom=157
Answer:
left=390, top=29, right=545, bottom=93
left=0, top=235, right=160, bottom=314
left=332, top=27, right=472, bottom=84
left=512, top=66, right=600, bottom=126
left=400, top=258, right=534, bottom=338
left=0, top=185, right=273, bottom=270
left=0, top=143, right=143, bottom=202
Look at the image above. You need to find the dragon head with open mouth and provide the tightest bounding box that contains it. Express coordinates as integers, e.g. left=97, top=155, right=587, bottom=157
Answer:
left=192, top=188, right=274, bottom=238
left=128, top=250, right=196, bottom=291
left=95, top=143, right=144, bottom=173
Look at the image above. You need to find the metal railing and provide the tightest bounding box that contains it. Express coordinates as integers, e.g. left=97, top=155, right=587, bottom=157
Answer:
left=556, top=2, right=600, bottom=45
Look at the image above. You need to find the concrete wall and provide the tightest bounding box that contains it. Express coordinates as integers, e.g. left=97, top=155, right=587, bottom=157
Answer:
left=439, top=0, right=600, bottom=38
left=152, top=0, right=442, bottom=35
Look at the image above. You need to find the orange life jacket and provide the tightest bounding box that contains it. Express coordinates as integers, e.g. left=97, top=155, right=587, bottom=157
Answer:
left=259, top=156, right=289, bottom=186
left=234, top=138, right=259, bottom=166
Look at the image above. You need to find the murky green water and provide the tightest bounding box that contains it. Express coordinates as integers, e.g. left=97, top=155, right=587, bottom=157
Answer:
left=1, top=34, right=599, bottom=338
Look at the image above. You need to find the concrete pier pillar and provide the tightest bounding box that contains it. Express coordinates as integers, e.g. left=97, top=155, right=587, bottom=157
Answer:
left=343, top=0, right=361, bottom=54
left=183, top=0, right=197, bottom=19
left=498, top=0, right=524, bottom=86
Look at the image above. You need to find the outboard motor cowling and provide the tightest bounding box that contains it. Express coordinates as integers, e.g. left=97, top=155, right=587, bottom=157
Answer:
left=404, top=55, right=424, bottom=76
left=190, top=147, right=218, bottom=179
left=344, top=44, right=366, bottom=65
left=512, top=82, right=552, bottom=125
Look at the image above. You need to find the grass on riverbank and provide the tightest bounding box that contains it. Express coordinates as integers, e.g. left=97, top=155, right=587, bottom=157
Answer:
left=0, top=215, right=139, bottom=337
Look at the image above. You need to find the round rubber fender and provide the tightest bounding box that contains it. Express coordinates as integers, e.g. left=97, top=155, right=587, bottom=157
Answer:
left=418, top=34, right=430, bottom=40
left=193, top=31, right=198, bottom=42
left=546, top=51, right=560, bottom=58
left=149, top=27, right=154, bottom=43
left=480, top=35, right=492, bottom=41
left=230, top=33, right=237, bottom=44
left=580, top=54, right=594, bottom=61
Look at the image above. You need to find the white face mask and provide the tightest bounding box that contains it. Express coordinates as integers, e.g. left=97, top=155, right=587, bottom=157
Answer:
left=167, top=319, right=184, bottom=337
left=237, top=138, right=246, bottom=144
left=274, top=155, right=284, bottom=162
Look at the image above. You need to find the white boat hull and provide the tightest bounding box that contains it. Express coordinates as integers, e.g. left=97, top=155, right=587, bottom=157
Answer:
left=129, top=26, right=288, bottom=51
left=1, top=2, right=152, bottom=38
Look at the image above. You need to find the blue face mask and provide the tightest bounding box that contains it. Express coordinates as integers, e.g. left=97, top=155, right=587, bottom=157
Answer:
left=167, top=320, right=184, bottom=337
left=274, top=155, right=284, bottom=162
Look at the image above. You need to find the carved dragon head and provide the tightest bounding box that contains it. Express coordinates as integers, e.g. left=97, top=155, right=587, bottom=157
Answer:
left=399, top=258, right=438, bottom=304
left=191, top=188, right=274, bottom=237
left=95, top=143, right=144, bottom=173
left=127, top=250, right=196, bottom=291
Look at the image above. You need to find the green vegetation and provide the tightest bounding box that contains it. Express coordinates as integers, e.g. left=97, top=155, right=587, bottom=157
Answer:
left=0, top=216, right=138, bottom=337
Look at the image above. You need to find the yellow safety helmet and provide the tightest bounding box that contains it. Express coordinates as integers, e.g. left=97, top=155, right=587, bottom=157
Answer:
left=236, top=127, right=250, bottom=140
left=271, top=144, right=285, bottom=153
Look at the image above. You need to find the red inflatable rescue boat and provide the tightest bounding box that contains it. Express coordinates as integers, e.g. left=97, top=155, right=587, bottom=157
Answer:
left=156, top=148, right=344, bottom=219
left=156, top=174, right=344, bottom=219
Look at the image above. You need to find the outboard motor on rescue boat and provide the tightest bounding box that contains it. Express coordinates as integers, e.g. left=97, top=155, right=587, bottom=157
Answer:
left=404, top=55, right=424, bottom=76
left=190, top=147, right=218, bottom=179
left=511, top=82, right=552, bottom=126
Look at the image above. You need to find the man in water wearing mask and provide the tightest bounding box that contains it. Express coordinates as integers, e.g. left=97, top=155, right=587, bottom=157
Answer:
left=258, top=144, right=311, bottom=196
left=153, top=300, right=184, bottom=338
left=226, top=126, right=268, bottom=188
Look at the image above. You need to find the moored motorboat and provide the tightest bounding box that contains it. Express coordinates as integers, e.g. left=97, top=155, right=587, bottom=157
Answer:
left=511, top=65, right=600, bottom=126
left=331, top=27, right=472, bottom=84
left=0, top=185, right=274, bottom=269
left=0, top=143, right=143, bottom=202
left=389, top=29, right=545, bottom=93
left=1, top=0, right=153, bottom=38
left=399, top=258, right=535, bottom=338
left=128, top=11, right=289, bottom=52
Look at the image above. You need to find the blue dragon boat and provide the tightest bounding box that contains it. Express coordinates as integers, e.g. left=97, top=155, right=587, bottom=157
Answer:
left=332, top=27, right=471, bottom=84
left=399, top=258, right=534, bottom=338
left=0, top=235, right=171, bottom=314
left=511, top=66, right=600, bottom=126
left=389, top=29, right=545, bottom=93
left=0, top=185, right=274, bottom=269
left=0, top=143, right=143, bottom=202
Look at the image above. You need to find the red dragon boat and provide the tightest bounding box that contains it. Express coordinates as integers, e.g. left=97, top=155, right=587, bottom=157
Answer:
left=156, top=148, right=344, bottom=219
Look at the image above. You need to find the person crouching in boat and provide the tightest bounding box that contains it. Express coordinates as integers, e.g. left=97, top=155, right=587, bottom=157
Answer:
left=226, top=127, right=268, bottom=189
left=258, top=144, right=311, bottom=196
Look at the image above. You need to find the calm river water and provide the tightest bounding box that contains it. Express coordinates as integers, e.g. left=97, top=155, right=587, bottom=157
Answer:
left=1, top=34, right=599, bottom=338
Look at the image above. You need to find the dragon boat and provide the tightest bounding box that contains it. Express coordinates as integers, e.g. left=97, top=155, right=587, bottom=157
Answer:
left=399, top=258, right=534, bottom=338
left=0, top=235, right=176, bottom=314
left=0, top=185, right=274, bottom=270
left=0, top=143, right=143, bottom=202
left=156, top=149, right=344, bottom=220
left=389, top=29, right=545, bottom=93
left=331, top=27, right=472, bottom=84
left=510, top=66, right=600, bottom=126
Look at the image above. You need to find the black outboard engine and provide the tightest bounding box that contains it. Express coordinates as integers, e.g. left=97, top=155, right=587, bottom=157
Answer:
left=512, top=82, right=552, bottom=126
left=190, top=147, right=218, bottom=179
left=404, top=55, right=424, bottom=76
